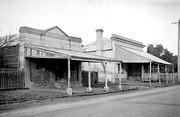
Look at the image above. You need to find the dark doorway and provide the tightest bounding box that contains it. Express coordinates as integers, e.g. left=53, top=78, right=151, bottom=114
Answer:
left=127, top=63, right=141, bottom=81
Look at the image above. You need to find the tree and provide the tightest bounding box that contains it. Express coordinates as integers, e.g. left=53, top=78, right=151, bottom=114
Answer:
left=0, top=34, right=18, bottom=48
left=147, top=44, right=164, bottom=58
left=147, top=44, right=177, bottom=72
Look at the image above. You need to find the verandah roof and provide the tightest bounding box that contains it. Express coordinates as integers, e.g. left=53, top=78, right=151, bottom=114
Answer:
left=25, top=44, right=121, bottom=63
left=120, top=47, right=171, bottom=65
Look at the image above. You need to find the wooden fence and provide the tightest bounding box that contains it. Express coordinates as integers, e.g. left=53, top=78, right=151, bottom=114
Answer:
left=143, top=73, right=178, bottom=82
left=0, top=68, right=24, bottom=89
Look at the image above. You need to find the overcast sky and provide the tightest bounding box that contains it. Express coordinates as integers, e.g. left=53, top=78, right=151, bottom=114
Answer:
left=0, top=0, right=180, bottom=54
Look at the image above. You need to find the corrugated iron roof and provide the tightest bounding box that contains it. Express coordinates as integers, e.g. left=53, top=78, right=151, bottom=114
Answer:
left=121, top=47, right=171, bottom=65
left=25, top=44, right=121, bottom=63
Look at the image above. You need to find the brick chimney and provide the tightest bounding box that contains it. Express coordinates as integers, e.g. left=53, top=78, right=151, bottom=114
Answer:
left=96, top=29, right=104, bottom=56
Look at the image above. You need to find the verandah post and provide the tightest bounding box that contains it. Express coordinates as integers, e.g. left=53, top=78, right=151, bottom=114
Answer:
left=172, top=65, right=175, bottom=84
left=165, top=65, right=168, bottom=84
left=87, top=62, right=92, bottom=92
left=118, top=62, right=122, bottom=90
left=104, top=62, right=109, bottom=92
left=66, top=56, right=72, bottom=95
left=149, top=62, right=152, bottom=86
left=158, top=64, right=161, bottom=85
left=141, top=64, right=144, bottom=81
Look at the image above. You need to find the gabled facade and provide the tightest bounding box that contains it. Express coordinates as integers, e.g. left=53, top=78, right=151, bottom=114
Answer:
left=20, top=26, right=82, bottom=51
left=0, top=26, right=83, bottom=89
left=20, top=26, right=83, bottom=89
left=83, top=29, right=170, bottom=83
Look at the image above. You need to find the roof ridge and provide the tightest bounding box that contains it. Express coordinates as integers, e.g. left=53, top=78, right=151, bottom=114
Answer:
left=44, top=26, right=69, bottom=37
left=111, top=34, right=145, bottom=47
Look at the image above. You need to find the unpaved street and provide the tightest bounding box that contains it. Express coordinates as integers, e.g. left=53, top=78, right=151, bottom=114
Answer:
left=1, top=86, right=180, bottom=117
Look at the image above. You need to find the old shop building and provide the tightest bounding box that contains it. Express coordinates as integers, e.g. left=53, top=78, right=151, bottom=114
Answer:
left=83, top=29, right=171, bottom=84
left=0, top=26, right=120, bottom=94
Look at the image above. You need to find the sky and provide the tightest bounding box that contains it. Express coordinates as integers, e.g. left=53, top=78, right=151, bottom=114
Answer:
left=0, top=0, right=180, bottom=55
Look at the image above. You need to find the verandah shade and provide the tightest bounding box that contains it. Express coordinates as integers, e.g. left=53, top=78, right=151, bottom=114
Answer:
left=119, top=47, right=171, bottom=65
left=25, top=44, right=121, bottom=63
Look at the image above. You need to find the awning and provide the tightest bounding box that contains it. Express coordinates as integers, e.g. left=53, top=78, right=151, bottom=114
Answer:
left=119, top=47, right=171, bottom=65
left=25, top=44, right=121, bottom=63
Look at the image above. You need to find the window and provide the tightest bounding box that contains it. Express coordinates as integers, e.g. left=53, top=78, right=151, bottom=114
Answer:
left=118, top=64, right=121, bottom=74
left=40, top=35, right=45, bottom=40
left=37, top=50, right=40, bottom=56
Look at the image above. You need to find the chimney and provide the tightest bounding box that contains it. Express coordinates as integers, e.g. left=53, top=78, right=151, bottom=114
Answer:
left=96, top=29, right=104, bottom=56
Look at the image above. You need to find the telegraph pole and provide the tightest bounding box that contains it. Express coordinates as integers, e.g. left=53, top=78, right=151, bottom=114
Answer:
left=172, top=19, right=180, bottom=81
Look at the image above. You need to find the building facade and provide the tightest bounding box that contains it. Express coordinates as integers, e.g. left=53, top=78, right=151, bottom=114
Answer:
left=0, top=26, right=120, bottom=93
left=83, top=29, right=171, bottom=83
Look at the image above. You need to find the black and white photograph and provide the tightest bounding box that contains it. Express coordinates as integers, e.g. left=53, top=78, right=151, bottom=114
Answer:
left=0, top=0, right=180, bottom=116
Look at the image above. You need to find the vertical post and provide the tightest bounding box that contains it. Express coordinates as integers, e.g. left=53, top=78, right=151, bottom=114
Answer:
left=78, top=62, right=82, bottom=86
left=158, top=64, right=161, bottom=85
left=165, top=65, right=168, bottom=84
left=149, top=62, right=152, bottom=86
left=24, top=59, right=34, bottom=88
left=141, top=64, right=144, bottom=81
left=172, top=20, right=180, bottom=80
left=66, top=57, right=72, bottom=95
left=87, top=62, right=92, bottom=92
left=68, top=57, right=71, bottom=88
left=50, top=71, right=55, bottom=87
left=104, top=62, right=109, bottom=92
left=19, top=42, right=26, bottom=88
left=172, top=65, right=175, bottom=84
left=118, top=62, right=122, bottom=90
left=178, top=20, right=180, bottom=81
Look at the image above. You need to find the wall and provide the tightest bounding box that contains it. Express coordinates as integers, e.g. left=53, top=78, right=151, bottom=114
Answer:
left=113, top=40, right=146, bottom=80
left=0, top=45, right=19, bottom=68
left=0, top=45, right=25, bottom=89
left=82, top=50, right=118, bottom=83
left=20, top=33, right=82, bottom=51
left=112, top=39, right=144, bottom=51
